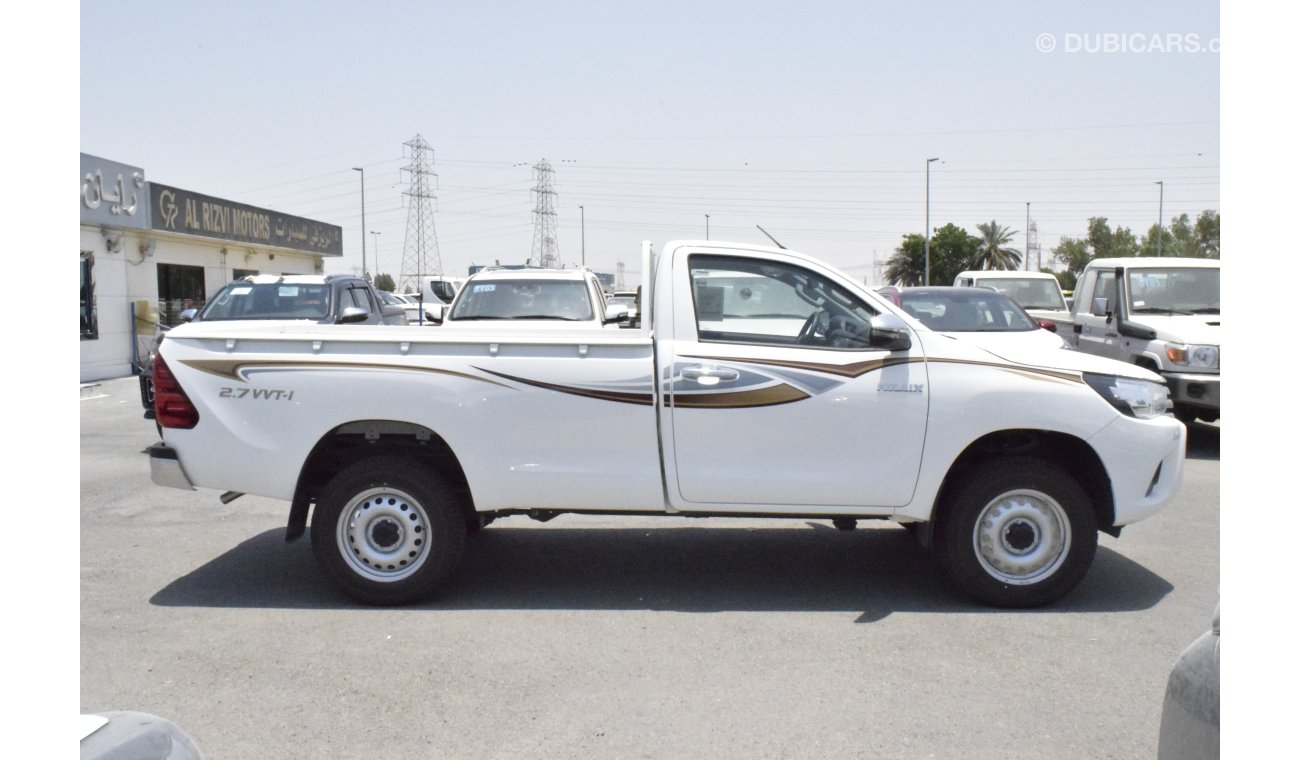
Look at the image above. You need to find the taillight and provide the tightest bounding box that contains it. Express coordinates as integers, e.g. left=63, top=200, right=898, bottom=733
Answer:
left=153, top=355, right=200, bottom=429
left=1038, top=320, right=1058, bottom=333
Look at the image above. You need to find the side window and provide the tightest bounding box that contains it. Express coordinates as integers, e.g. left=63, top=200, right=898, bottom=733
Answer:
left=688, top=254, right=877, bottom=349
left=348, top=286, right=373, bottom=312
left=1094, top=271, right=1116, bottom=312
left=589, top=278, right=606, bottom=317
left=80, top=252, right=97, bottom=340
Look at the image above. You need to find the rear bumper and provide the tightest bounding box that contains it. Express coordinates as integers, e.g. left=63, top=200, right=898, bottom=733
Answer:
left=149, top=442, right=195, bottom=491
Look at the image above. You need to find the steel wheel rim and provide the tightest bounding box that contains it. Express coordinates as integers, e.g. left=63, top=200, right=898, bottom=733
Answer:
left=337, top=487, right=430, bottom=582
left=972, top=488, right=1071, bottom=585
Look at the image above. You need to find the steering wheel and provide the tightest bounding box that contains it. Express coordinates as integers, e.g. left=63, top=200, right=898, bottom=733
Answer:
left=797, top=309, right=830, bottom=344
left=826, top=316, right=869, bottom=348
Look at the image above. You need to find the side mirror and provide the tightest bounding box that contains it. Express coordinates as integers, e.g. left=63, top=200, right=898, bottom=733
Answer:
left=604, top=304, right=631, bottom=324
left=178, top=308, right=198, bottom=323
left=868, top=313, right=912, bottom=351
left=337, top=306, right=370, bottom=324
left=1090, top=297, right=1110, bottom=318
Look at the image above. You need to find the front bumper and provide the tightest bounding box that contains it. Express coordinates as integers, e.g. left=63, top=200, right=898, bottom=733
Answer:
left=149, top=442, right=195, bottom=491
left=1090, top=413, right=1187, bottom=527
left=1164, top=371, right=1219, bottom=412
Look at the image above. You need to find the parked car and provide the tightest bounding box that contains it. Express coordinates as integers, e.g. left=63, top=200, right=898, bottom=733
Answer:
left=606, top=290, right=639, bottom=318
left=80, top=711, right=204, bottom=759
left=897, top=286, right=1071, bottom=355
left=195, top=274, right=406, bottom=326
left=953, top=270, right=1072, bottom=328
left=405, top=275, right=466, bottom=323
left=442, top=268, right=629, bottom=328
left=142, top=274, right=406, bottom=422
left=1066, top=256, right=1220, bottom=424
left=1157, top=603, right=1220, bottom=759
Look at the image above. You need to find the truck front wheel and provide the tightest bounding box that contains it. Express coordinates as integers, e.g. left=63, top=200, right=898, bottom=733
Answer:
left=935, top=458, right=1097, bottom=607
left=311, top=458, right=466, bottom=605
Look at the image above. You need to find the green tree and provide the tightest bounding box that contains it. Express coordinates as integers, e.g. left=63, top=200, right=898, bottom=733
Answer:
left=972, top=221, right=1022, bottom=270
left=885, top=224, right=980, bottom=286
left=1140, top=223, right=1177, bottom=257
left=1194, top=210, right=1220, bottom=257
left=1087, top=217, right=1139, bottom=259
left=884, top=234, right=927, bottom=286
left=1051, top=236, right=1092, bottom=276
left=373, top=273, right=396, bottom=292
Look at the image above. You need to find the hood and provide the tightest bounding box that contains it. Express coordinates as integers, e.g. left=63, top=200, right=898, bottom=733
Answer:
left=921, top=330, right=1162, bottom=383
left=1125, top=313, right=1221, bottom=345
left=939, top=329, right=1072, bottom=359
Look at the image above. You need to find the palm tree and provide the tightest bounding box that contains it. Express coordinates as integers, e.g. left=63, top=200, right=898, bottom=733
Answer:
left=973, top=221, right=1023, bottom=270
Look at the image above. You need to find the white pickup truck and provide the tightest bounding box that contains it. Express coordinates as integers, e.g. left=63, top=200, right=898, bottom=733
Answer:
left=1066, top=257, right=1220, bottom=424
left=149, top=240, right=1186, bottom=608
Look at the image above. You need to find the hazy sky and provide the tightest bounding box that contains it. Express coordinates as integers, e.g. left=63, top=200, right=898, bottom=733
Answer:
left=80, top=0, right=1219, bottom=286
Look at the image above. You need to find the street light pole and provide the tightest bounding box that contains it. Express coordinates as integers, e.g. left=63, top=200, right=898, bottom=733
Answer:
left=352, top=167, right=367, bottom=279
left=1156, top=180, right=1165, bottom=257
left=579, top=205, right=585, bottom=267
left=370, top=230, right=381, bottom=282
left=1026, top=202, right=1031, bottom=271
left=924, top=157, right=939, bottom=285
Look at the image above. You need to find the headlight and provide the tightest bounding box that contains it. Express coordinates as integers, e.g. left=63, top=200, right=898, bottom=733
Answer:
left=1165, top=343, right=1219, bottom=369
left=1084, top=373, right=1172, bottom=419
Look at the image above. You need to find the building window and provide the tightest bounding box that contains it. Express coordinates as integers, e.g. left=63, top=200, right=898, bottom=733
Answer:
left=157, top=263, right=207, bottom=326
left=81, top=252, right=98, bottom=339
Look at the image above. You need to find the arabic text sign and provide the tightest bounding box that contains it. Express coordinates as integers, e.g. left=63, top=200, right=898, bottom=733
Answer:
left=80, top=154, right=150, bottom=230
left=150, top=183, right=343, bottom=256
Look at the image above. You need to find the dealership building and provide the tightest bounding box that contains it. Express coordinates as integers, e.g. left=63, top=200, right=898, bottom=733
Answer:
left=79, top=153, right=343, bottom=382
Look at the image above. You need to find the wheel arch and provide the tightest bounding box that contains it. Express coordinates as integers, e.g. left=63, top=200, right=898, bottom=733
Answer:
left=933, top=429, right=1115, bottom=536
left=284, top=420, right=475, bottom=542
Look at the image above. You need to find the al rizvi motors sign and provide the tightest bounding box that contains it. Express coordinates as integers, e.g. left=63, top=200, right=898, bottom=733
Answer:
left=150, top=183, right=342, bottom=256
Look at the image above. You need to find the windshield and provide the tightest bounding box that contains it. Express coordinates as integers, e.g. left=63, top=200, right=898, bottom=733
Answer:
left=449, top=279, right=595, bottom=321
left=973, top=277, right=1066, bottom=311
left=900, top=290, right=1037, bottom=332
left=198, top=282, right=331, bottom=321
left=1126, top=267, right=1220, bottom=315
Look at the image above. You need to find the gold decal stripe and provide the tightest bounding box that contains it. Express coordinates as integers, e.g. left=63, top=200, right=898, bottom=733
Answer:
left=181, top=359, right=512, bottom=387
left=679, top=354, right=921, bottom=378
left=477, top=368, right=655, bottom=405
left=667, top=384, right=810, bottom=409
left=680, top=354, right=1082, bottom=384
left=926, top=358, right=1083, bottom=384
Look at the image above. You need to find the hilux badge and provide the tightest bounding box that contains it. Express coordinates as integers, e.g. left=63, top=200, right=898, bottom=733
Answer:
left=878, top=383, right=924, bottom=393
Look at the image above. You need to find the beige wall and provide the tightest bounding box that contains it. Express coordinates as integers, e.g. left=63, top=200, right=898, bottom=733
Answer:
left=80, top=225, right=325, bottom=383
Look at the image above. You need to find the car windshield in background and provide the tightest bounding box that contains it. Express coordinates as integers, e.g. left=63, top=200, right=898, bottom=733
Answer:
left=1127, top=268, right=1221, bottom=315
left=900, top=289, right=1037, bottom=332
left=449, top=279, right=595, bottom=321
left=979, top=278, right=1067, bottom=311
left=198, top=283, right=332, bottom=321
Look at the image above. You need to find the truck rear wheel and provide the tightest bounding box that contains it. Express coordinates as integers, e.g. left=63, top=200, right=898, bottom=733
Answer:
left=310, top=458, right=466, bottom=605
left=935, top=458, right=1097, bottom=607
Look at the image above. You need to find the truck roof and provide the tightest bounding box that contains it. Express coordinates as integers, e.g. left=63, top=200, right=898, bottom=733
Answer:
left=954, top=270, right=1058, bottom=280
left=1084, top=257, right=1220, bottom=270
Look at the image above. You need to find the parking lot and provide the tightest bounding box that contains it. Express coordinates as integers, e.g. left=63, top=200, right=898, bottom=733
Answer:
left=81, top=375, right=1219, bottom=759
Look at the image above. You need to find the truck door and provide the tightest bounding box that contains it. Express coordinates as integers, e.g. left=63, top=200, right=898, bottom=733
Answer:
left=659, top=249, right=928, bottom=511
left=1073, top=268, right=1124, bottom=360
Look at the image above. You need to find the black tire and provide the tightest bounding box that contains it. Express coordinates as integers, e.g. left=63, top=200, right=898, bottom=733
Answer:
left=934, top=458, right=1097, bottom=608
left=310, top=457, right=467, bottom=605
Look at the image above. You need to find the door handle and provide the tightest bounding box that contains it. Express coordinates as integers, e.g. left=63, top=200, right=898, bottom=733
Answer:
left=681, top=365, right=740, bottom=383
